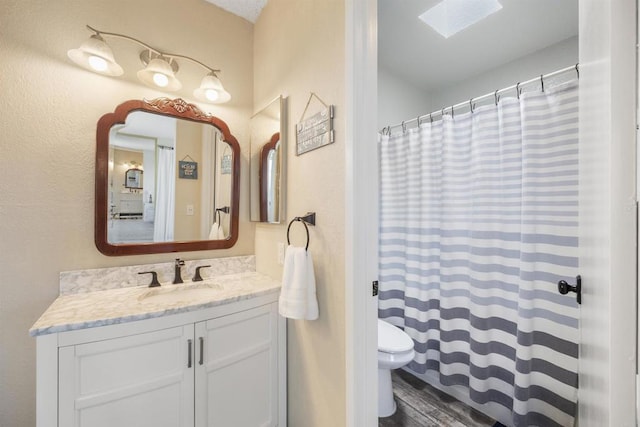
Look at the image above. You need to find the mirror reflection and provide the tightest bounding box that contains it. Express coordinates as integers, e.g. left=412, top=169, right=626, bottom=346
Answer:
left=107, top=111, right=233, bottom=244
left=124, top=168, right=143, bottom=189
left=250, top=96, right=286, bottom=223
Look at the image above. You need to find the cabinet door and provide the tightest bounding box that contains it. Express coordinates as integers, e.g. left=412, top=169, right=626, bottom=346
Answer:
left=195, top=304, right=279, bottom=427
left=59, top=325, right=194, bottom=427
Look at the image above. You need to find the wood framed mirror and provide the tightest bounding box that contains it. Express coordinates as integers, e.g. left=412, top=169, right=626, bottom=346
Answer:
left=250, top=96, right=286, bottom=223
left=96, top=98, right=240, bottom=256
left=259, top=132, right=280, bottom=222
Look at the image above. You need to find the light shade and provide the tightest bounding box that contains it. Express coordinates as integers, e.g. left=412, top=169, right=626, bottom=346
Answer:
left=193, top=73, right=231, bottom=104
left=419, top=0, right=502, bottom=39
left=137, top=57, right=182, bottom=91
left=67, top=34, right=123, bottom=76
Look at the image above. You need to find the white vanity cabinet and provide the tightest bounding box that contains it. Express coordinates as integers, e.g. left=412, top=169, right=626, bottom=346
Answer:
left=36, top=296, right=286, bottom=427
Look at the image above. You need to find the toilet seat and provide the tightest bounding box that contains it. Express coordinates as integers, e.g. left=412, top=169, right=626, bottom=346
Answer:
left=378, top=319, right=413, bottom=353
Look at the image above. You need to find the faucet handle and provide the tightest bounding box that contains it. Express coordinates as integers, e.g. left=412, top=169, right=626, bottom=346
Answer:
left=139, top=271, right=161, bottom=288
left=175, top=258, right=185, bottom=266
left=193, top=265, right=211, bottom=282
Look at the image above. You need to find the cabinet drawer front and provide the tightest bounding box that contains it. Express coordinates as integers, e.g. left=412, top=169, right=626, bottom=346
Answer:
left=59, top=325, right=194, bottom=427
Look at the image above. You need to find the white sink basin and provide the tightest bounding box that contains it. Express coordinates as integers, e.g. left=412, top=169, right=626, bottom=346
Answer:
left=138, top=282, right=223, bottom=304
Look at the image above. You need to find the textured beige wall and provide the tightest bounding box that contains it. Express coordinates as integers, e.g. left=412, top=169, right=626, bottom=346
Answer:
left=0, top=1, right=253, bottom=425
left=175, top=120, right=203, bottom=241
left=254, top=1, right=347, bottom=426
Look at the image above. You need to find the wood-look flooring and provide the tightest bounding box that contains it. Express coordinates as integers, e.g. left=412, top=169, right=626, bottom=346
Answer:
left=379, top=369, right=496, bottom=427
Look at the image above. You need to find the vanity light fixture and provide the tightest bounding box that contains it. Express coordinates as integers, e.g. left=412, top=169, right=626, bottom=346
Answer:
left=67, top=33, right=123, bottom=76
left=193, top=72, right=231, bottom=103
left=67, top=25, right=231, bottom=104
left=136, top=54, right=182, bottom=91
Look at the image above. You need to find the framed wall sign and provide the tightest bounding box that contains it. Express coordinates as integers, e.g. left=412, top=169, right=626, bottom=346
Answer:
left=179, top=160, right=198, bottom=179
left=296, top=92, right=335, bottom=155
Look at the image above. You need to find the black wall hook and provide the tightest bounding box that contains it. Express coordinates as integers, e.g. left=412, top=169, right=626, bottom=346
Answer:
left=558, top=275, right=581, bottom=304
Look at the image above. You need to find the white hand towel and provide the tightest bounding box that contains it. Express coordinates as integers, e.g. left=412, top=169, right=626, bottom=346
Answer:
left=208, top=222, right=220, bottom=240
left=278, top=245, right=319, bottom=320
left=217, top=223, right=226, bottom=240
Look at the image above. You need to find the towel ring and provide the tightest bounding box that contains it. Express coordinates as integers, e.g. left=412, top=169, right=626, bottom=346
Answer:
left=287, top=218, right=310, bottom=250
left=286, top=213, right=315, bottom=250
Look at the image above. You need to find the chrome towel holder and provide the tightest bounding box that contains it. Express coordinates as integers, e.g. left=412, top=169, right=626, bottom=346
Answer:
left=286, top=212, right=316, bottom=250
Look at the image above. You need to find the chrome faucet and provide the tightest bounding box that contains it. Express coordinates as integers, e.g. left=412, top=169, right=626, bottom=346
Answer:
left=173, top=258, right=185, bottom=284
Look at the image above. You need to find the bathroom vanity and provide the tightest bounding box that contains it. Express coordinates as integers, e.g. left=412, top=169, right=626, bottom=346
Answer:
left=31, top=256, right=286, bottom=427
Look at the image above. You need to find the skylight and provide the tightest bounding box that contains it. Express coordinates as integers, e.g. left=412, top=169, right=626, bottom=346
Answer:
left=419, top=0, right=503, bottom=39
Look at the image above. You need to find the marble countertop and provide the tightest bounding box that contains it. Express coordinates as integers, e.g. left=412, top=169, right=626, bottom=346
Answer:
left=30, top=272, right=281, bottom=337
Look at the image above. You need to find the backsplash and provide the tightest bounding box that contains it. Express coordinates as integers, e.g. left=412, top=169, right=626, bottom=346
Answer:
left=60, top=255, right=256, bottom=295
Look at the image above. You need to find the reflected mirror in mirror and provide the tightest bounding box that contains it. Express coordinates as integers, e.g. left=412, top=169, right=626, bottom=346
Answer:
left=124, top=168, right=143, bottom=189
left=96, top=98, right=240, bottom=256
left=250, top=96, right=286, bottom=223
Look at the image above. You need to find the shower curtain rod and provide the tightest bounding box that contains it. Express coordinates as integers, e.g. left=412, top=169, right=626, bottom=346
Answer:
left=381, top=63, right=579, bottom=135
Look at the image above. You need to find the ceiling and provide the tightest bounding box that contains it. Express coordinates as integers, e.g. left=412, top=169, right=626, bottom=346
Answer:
left=379, top=0, right=578, bottom=91
left=204, top=0, right=267, bottom=23
left=199, top=0, right=578, bottom=91
left=112, top=112, right=177, bottom=152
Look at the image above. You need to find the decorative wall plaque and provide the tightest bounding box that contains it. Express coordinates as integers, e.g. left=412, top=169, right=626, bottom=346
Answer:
left=296, top=93, right=334, bottom=155
left=179, top=160, right=198, bottom=179
left=221, top=154, right=232, bottom=174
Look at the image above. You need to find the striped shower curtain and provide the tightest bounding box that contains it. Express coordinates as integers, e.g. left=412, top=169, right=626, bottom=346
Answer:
left=378, top=81, right=579, bottom=427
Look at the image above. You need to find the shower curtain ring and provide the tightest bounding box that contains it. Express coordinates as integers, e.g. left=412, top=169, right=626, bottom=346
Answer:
left=429, top=113, right=433, bottom=123
left=540, top=74, right=545, bottom=92
left=469, top=98, right=474, bottom=113
left=401, top=121, right=406, bottom=133
left=450, top=106, right=454, bottom=118
left=575, top=63, right=579, bottom=79
left=494, top=90, right=500, bottom=106
left=516, top=82, right=521, bottom=99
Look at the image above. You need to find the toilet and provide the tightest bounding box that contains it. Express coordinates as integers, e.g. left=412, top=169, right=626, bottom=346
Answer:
left=378, top=319, right=415, bottom=417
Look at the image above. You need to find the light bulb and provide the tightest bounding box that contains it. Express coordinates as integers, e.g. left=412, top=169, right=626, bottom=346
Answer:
left=205, top=89, right=219, bottom=102
left=88, top=55, right=108, bottom=72
left=153, top=72, right=169, bottom=88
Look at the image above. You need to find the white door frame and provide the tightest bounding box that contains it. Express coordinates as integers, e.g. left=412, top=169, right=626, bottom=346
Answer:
left=345, top=0, right=379, bottom=425
left=577, top=0, right=637, bottom=425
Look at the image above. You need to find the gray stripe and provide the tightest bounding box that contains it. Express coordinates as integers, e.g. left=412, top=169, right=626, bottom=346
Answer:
left=469, top=362, right=515, bottom=384
left=522, top=168, right=578, bottom=178
left=380, top=228, right=578, bottom=247
left=512, top=411, right=568, bottom=427
left=522, top=137, right=578, bottom=151
left=517, top=330, right=578, bottom=358
left=381, top=198, right=579, bottom=207
left=515, top=357, right=578, bottom=388
left=377, top=307, right=406, bottom=319
left=377, top=288, right=406, bottom=301
left=521, top=148, right=578, bottom=159
left=514, top=384, right=576, bottom=416
left=520, top=116, right=578, bottom=131
left=516, top=307, right=579, bottom=328
left=380, top=218, right=579, bottom=227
